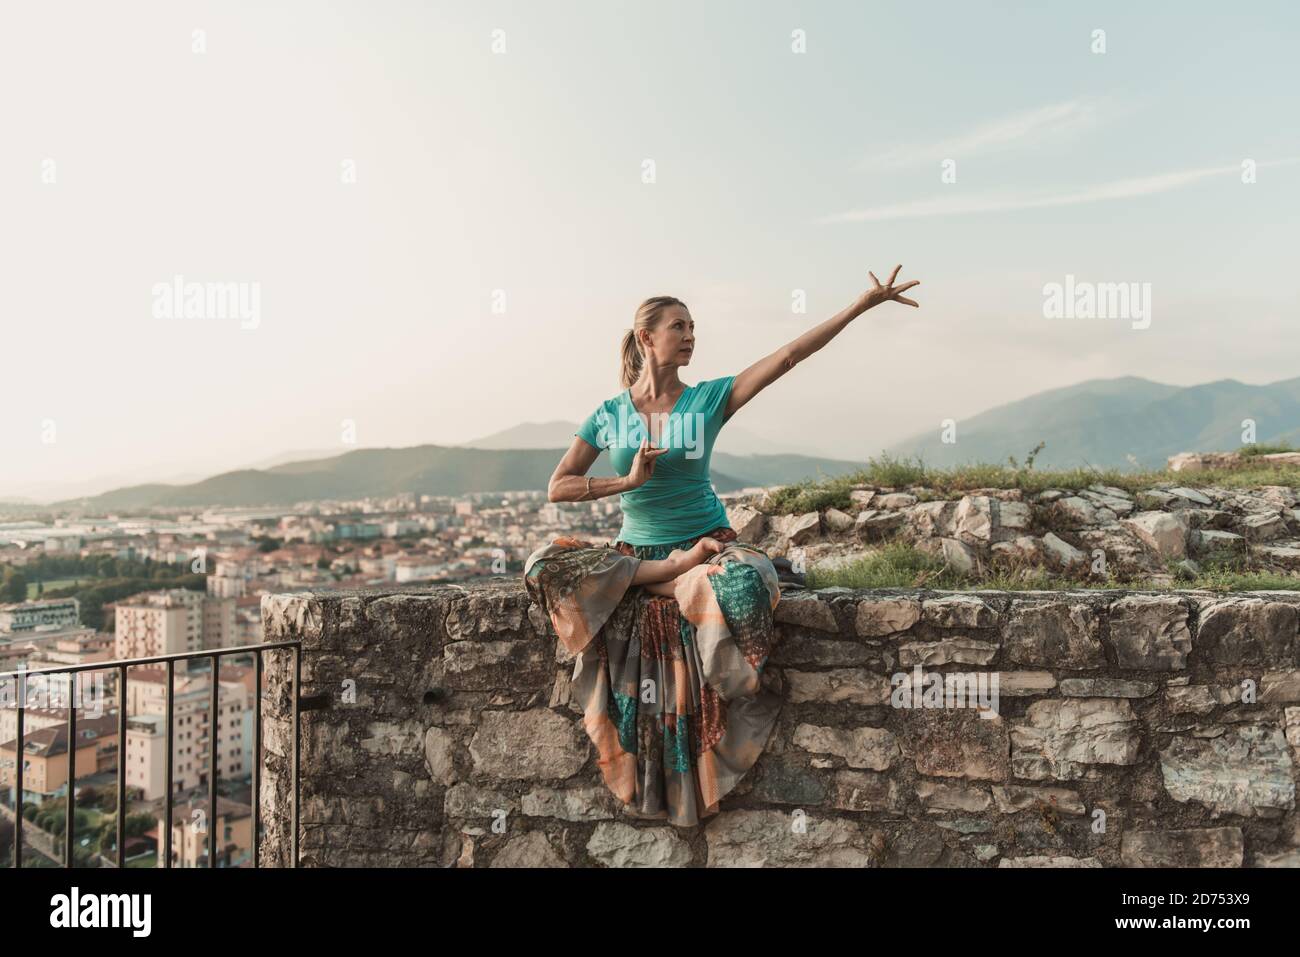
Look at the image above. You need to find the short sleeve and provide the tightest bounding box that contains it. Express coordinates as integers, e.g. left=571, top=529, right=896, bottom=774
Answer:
left=575, top=404, right=612, bottom=450
left=711, top=375, right=737, bottom=424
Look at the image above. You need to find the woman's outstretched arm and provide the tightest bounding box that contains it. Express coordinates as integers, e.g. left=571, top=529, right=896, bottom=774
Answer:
left=723, top=264, right=920, bottom=421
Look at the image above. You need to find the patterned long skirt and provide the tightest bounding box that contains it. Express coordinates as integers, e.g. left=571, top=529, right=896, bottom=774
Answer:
left=523, top=525, right=783, bottom=827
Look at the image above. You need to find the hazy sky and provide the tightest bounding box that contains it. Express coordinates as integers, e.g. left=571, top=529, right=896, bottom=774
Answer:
left=3, top=0, right=1298, bottom=500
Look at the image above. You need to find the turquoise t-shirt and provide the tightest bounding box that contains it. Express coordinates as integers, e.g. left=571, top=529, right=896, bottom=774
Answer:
left=574, top=376, right=736, bottom=545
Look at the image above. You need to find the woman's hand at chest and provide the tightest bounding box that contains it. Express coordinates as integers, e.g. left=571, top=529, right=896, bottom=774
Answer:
left=627, top=436, right=669, bottom=488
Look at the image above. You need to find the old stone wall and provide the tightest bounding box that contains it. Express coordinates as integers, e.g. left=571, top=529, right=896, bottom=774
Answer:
left=260, top=580, right=1300, bottom=867
left=731, top=481, right=1300, bottom=581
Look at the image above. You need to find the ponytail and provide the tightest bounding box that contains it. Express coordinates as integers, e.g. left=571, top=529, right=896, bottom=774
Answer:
left=619, top=328, right=643, bottom=390
left=621, top=296, right=686, bottom=389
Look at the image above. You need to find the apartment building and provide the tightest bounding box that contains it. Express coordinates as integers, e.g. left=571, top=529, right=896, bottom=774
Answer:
left=114, top=589, right=236, bottom=661
left=23, top=629, right=115, bottom=671
left=154, top=795, right=253, bottom=868
left=0, top=597, right=81, bottom=635
left=207, top=558, right=248, bottom=598
left=234, top=596, right=263, bottom=645
left=122, top=667, right=253, bottom=800
left=0, top=713, right=120, bottom=802
left=0, top=705, right=68, bottom=757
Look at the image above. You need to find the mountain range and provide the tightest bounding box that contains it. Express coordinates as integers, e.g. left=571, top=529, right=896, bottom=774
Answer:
left=883, top=375, right=1300, bottom=470
left=54, top=445, right=861, bottom=511
left=13, top=376, right=1300, bottom=511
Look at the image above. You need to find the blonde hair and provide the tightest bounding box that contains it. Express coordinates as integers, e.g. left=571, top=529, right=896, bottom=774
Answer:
left=620, top=296, right=687, bottom=389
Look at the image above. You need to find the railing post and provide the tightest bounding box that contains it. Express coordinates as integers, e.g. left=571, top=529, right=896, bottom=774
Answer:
left=65, top=673, right=76, bottom=867
left=164, top=658, right=174, bottom=869
left=209, top=653, right=219, bottom=868
left=14, top=671, right=24, bottom=869
left=253, top=650, right=263, bottom=869
left=116, top=664, right=127, bottom=868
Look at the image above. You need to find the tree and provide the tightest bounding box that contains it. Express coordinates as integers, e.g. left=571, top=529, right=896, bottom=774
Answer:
left=38, top=808, right=65, bottom=836
left=99, top=788, right=118, bottom=815
left=95, top=817, right=118, bottom=856
left=1, top=568, right=27, bottom=602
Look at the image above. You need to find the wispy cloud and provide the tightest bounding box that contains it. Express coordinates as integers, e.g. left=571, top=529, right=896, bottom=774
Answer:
left=857, top=97, right=1112, bottom=172
left=818, top=158, right=1299, bottom=224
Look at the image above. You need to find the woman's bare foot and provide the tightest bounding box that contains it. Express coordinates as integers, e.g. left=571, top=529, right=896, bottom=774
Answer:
left=688, top=537, right=725, bottom=564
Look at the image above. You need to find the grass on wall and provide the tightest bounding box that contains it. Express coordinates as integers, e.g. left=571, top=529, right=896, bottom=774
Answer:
left=764, top=450, right=1300, bottom=516
left=803, top=542, right=1300, bottom=593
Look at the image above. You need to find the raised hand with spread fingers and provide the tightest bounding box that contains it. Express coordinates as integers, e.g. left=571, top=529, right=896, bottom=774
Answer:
left=854, top=264, right=921, bottom=313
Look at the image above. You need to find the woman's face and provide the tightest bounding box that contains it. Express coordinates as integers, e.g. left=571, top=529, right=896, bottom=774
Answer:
left=641, top=304, right=695, bottom=366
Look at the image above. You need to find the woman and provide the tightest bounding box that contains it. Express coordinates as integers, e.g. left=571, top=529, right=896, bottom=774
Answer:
left=523, top=266, right=920, bottom=827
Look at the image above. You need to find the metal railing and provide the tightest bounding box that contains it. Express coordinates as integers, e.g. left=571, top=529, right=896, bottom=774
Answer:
left=0, top=640, right=301, bottom=869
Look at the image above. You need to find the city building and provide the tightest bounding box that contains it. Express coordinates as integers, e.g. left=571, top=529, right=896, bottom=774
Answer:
left=395, top=559, right=444, bottom=582
left=234, top=596, right=264, bottom=645
left=122, top=667, right=252, bottom=799
left=207, top=558, right=253, bottom=598
left=0, top=641, right=34, bottom=674
left=0, top=705, right=68, bottom=755
left=0, top=714, right=120, bottom=803
left=114, top=589, right=236, bottom=661
left=23, top=629, right=114, bottom=671
left=0, top=597, right=81, bottom=635
left=203, top=594, right=236, bottom=648
left=333, top=522, right=382, bottom=540
left=153, top=795, right=253, bottom=868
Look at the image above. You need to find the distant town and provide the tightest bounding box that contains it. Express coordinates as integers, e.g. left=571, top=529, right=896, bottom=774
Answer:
left=0, top=484, right=765, bottom=866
